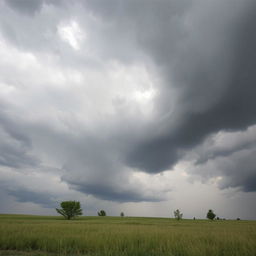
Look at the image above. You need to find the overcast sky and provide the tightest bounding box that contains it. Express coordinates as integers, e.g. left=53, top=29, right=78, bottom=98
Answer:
left=0, top=0, right=256, bottom=220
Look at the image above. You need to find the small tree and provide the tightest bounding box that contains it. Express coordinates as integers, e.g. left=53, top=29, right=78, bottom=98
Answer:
left=120, top=212, right=124, bottom=217
left=174, top=209, right=183, bottom=220
left=56, top=201, right=82, bottom=220
left=207, top=209, right=216, bottom=220
left=98, top=210, right=106, bottom=216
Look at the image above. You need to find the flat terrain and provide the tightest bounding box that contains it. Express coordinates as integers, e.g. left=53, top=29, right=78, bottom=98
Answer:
left=0, top=214, right=255, bottom=256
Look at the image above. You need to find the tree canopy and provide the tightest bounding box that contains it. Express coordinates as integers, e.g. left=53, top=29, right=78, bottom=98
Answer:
left=56, top=201, right=82, bottom=220
left=98, top=210, right=106, bottom=216
left=207, top=209, right=216, bottom=220
left=173, top=209, right=183, bottom=220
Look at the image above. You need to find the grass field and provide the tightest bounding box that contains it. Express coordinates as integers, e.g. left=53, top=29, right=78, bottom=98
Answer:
left=0, top=214, right=255, bottom=256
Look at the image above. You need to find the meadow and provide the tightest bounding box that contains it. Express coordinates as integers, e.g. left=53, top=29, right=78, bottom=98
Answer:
left=0, top=214, right=255, bottom=256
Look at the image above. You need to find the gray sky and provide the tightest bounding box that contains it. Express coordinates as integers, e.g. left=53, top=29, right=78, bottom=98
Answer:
left=0, top=0, right=256, bottom=220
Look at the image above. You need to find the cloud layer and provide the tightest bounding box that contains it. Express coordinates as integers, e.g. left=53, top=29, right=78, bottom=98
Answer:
left=0, top=0, right=255, bottom=215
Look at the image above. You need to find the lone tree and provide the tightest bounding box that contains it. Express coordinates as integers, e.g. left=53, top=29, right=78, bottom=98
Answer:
left=56, top=201, right=82, bottom=220
left=207, top=209, right=216, bottom=220
left=120, top=212, right=124, bottom=217
left=98, top=210, right=106, bottom=216
left=174, top=209, right=183, bottom=220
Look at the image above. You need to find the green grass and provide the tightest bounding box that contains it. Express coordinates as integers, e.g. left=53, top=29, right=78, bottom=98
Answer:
left=0, top=214, right=255, bottom=256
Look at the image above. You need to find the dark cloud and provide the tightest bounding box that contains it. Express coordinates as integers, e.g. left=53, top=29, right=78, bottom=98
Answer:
left=4, top=0, right=63, bottom=15
left=4, top=0, right=44, bottom=15
left=185, top=125, right=256, bottom=192
left=7, top=189, right=57, bottom=208
left=193, top=126, right=256, bottom=165
left=83, top=0, right=256, bottom=193
left=0, top=108, right=39, bottom=168
left=191, top=146, right=256, bottom=192
left=2, top=118, right=167, bottom=203
left=79, top=0, right=256, bottom=178
left=69, top=182, right=165, bottom=203
left=124, top=0, right=256, bottom=177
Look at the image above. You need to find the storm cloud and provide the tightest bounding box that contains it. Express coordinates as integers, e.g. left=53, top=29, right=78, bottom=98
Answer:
left=7, top=189, right=57, bottom=208
left=0, top=0, right=255, bottom=217
left=124, top=0, right=256, bottom=172
left=185, top=125, right=256, bottom=192
left=0, top=107, right=39, bottom=169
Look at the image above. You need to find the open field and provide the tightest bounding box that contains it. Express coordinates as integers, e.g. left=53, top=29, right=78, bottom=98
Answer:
left=0, top=214, right=255, bottom=256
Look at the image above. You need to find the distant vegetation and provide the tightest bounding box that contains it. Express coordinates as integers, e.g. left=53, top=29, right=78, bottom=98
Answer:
left=54, top=201, right=239, bottom=223
left=0, top=214, right=255, bottom=256
left=54, top=202, right=237, bottom=223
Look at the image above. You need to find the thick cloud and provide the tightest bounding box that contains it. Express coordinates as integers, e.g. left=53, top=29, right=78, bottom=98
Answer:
left=0, top=0, right=256, bottom=211
left=5, top=0, right=44, bottom=15
left=7, top=189, right=56, bottom=208
left=4, top=0, right=63, bottom=16
left=124, top=0, right=256, bottom=173
left=81, top=0, right=256, bottom=178
left=69, top=182, right=164, bottom=203
left=0, top=107, right=39, bottom=168
left=185, top=126, right=256, bottom=192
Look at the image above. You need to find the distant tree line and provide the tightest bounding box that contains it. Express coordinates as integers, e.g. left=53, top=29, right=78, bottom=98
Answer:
left=173, top=209, right=239, bottom=221
left=55, top=201, right=240, bottom=221
left=56, top=201, right=126, bottom=220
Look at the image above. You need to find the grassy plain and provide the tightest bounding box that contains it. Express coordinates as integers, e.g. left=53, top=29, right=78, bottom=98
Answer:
left=0, top=214, right=255, bottom=256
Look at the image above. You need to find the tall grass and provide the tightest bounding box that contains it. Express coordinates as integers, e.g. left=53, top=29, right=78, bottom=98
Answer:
left=0, top=215, right=255, bottom=256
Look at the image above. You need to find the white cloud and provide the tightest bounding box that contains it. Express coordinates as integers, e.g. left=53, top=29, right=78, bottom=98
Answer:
left=58, top=20, right=85, bottom=50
